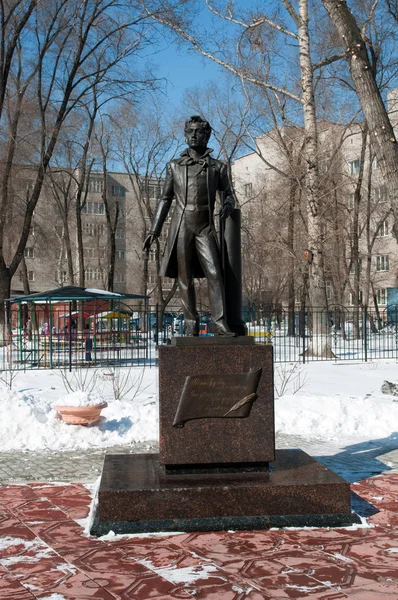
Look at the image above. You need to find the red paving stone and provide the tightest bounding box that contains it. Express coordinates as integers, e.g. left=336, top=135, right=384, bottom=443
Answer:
left=0, top=476, right=397, bottom=599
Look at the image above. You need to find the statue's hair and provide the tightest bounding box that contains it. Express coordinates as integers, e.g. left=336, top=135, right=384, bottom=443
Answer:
left=184, top=115, right=212, bottom=137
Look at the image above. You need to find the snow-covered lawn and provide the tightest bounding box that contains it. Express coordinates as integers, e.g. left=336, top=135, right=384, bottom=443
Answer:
left=0, top=360, right=397, bottom=453
left=0, top=367, right=158, bottom=452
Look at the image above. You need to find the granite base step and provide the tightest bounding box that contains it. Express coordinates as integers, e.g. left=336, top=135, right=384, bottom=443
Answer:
left=91, top=449, right=361, bottom=535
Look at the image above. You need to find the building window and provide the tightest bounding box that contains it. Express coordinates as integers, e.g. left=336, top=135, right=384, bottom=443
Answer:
left=319, top=152, right=331, bottom=173
left=142, top=181, right=160, bottom=199
left=83, top=223, right=105, bottom=236
left=81, top=202, right=105, bottom=214
left=347, top=194, right=355, bottom=210
left=349, top=290, right=363, bottom=305
left=60, top=271, right=67, bottom=283
left=377, top=288, right=387, bottom=306
left=85, top=268, right=102, bottom=281
left=24, top=247, right=35, bottom=258
left=348, top=159, right=361, bottom=175
left=326, top=281, right=332, bottom=301
left=85, top=247, right=96, bottom=258
left=148, top=273, right=156, bottom=284
left=88, top=179, right=103, bottom=193
left=243, top=183, right=253, bottom=197
left=27, top=270, right=34, bottom=282
left=350, top=259, right=362, bottom=274
left=115, top=229, right=125, bottom=239
left=376, top=220, right=389, bottom=237
left=111, top=185, right=125, bottom=197
left=373, top=185, right=387, bottom=203
left=114, top=273, right=125, bottom=283
left=117, top=250, right=126, bottom=259
left=162, top=277, right=174, bottom=290
left=376, top=255, right=389, bottom=271
left=149, top=249, right=156, bottom=262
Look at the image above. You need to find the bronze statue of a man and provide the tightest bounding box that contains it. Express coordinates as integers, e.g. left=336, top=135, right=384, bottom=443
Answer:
left=143, top=115, right=236, bottom=336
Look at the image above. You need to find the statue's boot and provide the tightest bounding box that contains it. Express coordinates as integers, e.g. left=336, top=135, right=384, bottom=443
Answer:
left=184, top=318, right=199, bottom=336
left=212, top=319, right=237, bottom=337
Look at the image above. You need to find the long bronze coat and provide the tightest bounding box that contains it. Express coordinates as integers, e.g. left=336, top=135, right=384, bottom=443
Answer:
left=149, top=150, right=235, bottom=279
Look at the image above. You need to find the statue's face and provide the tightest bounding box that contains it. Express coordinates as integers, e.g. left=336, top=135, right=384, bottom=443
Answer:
left=185, top=122, right=209, bottom=150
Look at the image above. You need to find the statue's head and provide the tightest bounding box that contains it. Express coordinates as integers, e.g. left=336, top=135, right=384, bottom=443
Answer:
left=184, top=115, right=212, bottom=150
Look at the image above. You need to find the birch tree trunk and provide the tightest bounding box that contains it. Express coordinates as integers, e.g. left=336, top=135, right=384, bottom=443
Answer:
left=297, top=0, right=333, bottom=356
left=287, top=180, right=296, bottom=337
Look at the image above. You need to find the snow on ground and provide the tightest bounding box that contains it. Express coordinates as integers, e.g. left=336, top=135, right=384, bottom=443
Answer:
left=0, top=367, right=158, bottom=452
left=275, top=360, right=398, bottom=440
left=0, top=360, right=397, bottom=452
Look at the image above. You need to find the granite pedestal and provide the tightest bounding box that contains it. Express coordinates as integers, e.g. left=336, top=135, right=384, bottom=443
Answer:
left=92, top=337, right=359, bottom=535
left=159, top=339, right=275, bottom=467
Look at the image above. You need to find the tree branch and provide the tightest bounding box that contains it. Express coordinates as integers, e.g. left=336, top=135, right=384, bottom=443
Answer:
left=142, top=8, right=303, bottom=104
left=205, top=0, right=298, bottom=39
left=313, top=52, right=345, bottom=70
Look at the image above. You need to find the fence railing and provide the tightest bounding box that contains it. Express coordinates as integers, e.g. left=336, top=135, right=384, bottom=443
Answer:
left=1, top=303, right=397, bottom=371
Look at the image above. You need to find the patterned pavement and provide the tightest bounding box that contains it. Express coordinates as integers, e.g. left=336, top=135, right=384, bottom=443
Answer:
left=0, top=435, right=397, bottom=599
left=0, top=474, right=397, bottom=599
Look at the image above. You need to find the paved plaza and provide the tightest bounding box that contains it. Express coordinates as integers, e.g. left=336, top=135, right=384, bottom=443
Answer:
left=1, top=435, right=397, bottom=485
left=0, top=443, right=156, bottom=485
left=0, top=436, right=397, bottom=599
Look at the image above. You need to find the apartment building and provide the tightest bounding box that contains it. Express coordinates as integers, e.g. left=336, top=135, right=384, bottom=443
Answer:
left=232, top=95, right=398, bottom=311
left=11, top=169, right=162, bottom=300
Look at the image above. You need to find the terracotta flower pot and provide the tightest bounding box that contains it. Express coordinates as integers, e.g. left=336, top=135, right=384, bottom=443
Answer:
left=53, top=403, right=107, bottom=426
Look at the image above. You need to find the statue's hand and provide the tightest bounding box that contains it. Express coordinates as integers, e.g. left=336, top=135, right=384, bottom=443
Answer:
left=143, top=233, right=157, bottom=252
left=220, top=200, right=234, bottom=221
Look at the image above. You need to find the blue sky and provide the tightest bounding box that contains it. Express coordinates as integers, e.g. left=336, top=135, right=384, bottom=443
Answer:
left=142, top=0, right=242, bottom=111
left=154, top=42, right=222, bottom=107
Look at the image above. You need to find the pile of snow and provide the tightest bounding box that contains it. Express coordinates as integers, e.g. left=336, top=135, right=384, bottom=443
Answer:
left=53, top=391, right=107, bottom=407
left=0, top=360, right=397, bottom=452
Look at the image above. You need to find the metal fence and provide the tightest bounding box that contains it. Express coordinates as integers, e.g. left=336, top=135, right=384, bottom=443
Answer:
left=245, top=304, right=398, bottom=363
left=1, top=303, right=398, bottom=371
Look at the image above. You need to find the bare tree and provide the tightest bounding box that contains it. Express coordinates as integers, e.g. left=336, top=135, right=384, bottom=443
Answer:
left=0, top=0, right=155, bottom=339
left=0, top=0, right=37, bottom=123
left=322, top=0, right=398, bottom=237
left=112, top=103, right=182, bottom=312
left=93, top=114, right=119, bottom=291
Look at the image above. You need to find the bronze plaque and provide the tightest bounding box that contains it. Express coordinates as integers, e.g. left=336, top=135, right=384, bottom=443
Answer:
left=173, top=368, right=262, bottom=428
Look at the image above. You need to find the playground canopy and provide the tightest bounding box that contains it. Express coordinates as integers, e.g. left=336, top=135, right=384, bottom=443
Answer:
left=6, top=286, right=149, bottom=303
left=4, top=287, right=151, bottom=370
